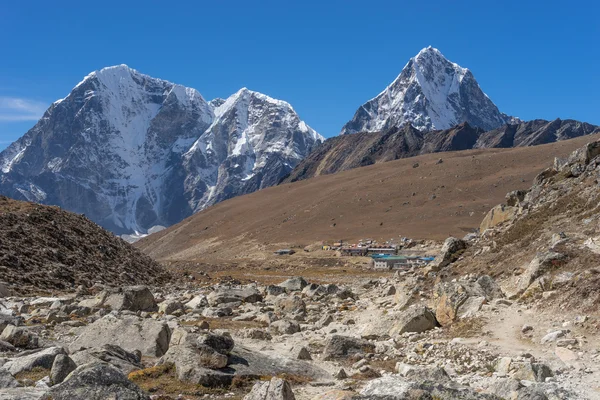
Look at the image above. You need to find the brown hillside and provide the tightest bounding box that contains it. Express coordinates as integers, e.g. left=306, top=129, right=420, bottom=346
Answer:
left=284, top=119, right=599, bottom=183
left=0, top=196, right=170, bottom=294
left=136, top=133, right=600, bottom=264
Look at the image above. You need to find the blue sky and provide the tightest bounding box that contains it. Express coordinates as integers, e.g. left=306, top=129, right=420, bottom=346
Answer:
left=0, top=0, right=598, bottom=151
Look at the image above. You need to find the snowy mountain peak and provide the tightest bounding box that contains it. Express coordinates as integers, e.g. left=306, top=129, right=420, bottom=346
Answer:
left=340, top=47, right=512, bottom=135
left=0, top=67, right=322, bottom=235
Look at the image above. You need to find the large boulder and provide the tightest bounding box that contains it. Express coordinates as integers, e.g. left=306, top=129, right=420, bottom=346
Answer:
left=278, top=277, right=308, bottom=291
left=50, top=354, right=77, bottom=385
left=47, top=363, right=149, bottom=400
left=427, top=237, right=466, bottom=272
left=2, top=346, right=66, bottom=375
left=103, top=285, right=157, bottom=312
left=197, top=332, right=235, bottom=355
left=243, top=377, right=295, bottom=400
left=517, top=252, right=566, bottom=295
left=433, top=277, right=502, bottom=326
left=322, top=335, right=376, bottom=360
left=395, top=363, right=450, bottom=382
left=0, top=325, right=39, bottom=349
left=161, top=332, right=327, bottom=387
left=158, top=300, right=184, bottom=315
left=359, top=376, right=500, bottom=399
left=69, top=314, right=171, bottom=357
left=207, top=286, right=262, bottom=306
left=480, top=204, right=518, bottom=232
left=274, top=295, right=306, bottom=317
left=69, top=344, right=143, bottom=374
left=270, top=319, right=301, bottom=335
left=390, top=305, right=437, bottom=335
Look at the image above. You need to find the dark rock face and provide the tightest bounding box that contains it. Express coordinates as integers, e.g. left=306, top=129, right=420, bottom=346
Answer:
left=341, top=47, right=513, bottom=135
left=0, top=66, right=322, bottom=235
left=285, top=119, right=600, bottom=183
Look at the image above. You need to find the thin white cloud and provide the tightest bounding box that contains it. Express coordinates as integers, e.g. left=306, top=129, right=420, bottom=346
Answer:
left=0, top=97, right=48, bottom=121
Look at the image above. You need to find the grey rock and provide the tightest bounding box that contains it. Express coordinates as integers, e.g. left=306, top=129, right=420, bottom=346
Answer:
left=185, top=294, right=208, bottom=309
left=158, top=300, right=184, bottom=315
left=243, top=377, right=295, bottom=400
left=0, top=388, right=48, bottom=400
left=2, top=346, right=66, bottom=375
left=395, top=363, right=450, bottom=382
left=518, top=252, right=566, bottom=294
left=0, top=325, right=38, bottom=349
left=103, top=286, right=157, bottom=312
left=278, top=277, right=308, bottom=291
left=197, top=332, right=235, bottom=355
left=275, top=295, right=306, bottom=317
left=202, top=306, right=233, bottom=318
left=0, top=368, right=19, bottom=388
left=48, top=362, right=149, bottom=400
left=242, top=328, right=272, bottom=341
left=390, top=305, right=438, bottom=334
left=161, top=343, right=327, bottom=387
left=69, top=344, right=143, bottom=374
left=427, top=237, right=466, bottom=271
left=207, top=287, right=262, bottom=306
left=322, top=335, right=376, bottom=360
left=69, top=314, right=171, bottom=357
left=293, top=346, right=312, bottom=361
left=50, top=354, right=77, bottom=385
left=270, top=319, right=301, bottom=335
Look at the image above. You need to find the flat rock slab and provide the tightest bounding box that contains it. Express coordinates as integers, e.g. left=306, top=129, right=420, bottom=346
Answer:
left=69, top=314, right=170, bottom=357
left=2, top=346, right=65, bottom=375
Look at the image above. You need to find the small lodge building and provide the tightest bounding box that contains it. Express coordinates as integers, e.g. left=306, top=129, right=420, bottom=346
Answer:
left=372, top=255, right=432, bottom=270
left=366, top=246, right=397, bottom=256
left=274, top=249, right=295, bottom=255
left=340, top=247, right=367, bottom=256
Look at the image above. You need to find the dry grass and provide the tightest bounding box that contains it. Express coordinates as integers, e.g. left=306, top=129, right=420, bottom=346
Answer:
left=137, top=135, right=600, bottom=265
left=128, top=363, right=236, bottom=399
left=15, top=367, right=50, bottom=385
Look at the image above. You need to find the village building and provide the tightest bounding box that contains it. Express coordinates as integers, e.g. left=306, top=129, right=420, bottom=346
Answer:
left=340, top=247, right=367, bottom=256
left=366, top=245, right=397, bottom=255
left=274, top=249, right=295, bottom=255
left=372, top=255, right=433, bottom=270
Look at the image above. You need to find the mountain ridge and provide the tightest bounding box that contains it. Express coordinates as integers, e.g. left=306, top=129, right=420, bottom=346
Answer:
left=341, top=46, right=514, bottom=135
left=285, top=118, right=600, bottom=183
left=0, top=65, right=323, bottom=235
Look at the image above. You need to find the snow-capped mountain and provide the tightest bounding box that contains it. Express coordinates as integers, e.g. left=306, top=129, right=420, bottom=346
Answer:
left=341, top=47, right=513, bottom=135
left=0, top=65, right=322, bottom=235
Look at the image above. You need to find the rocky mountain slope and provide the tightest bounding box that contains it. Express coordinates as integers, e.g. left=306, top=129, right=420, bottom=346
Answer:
left=135, top=133, right=600, bottom=263
left=0, top=65, right=322, bottom=235
left=0, top=196, right=169, bottom=294
left=285, top=119, right=599, bottom=182
left=454, top=138, right=600, bottom=311
left=341, top=46, right=513, bottom=135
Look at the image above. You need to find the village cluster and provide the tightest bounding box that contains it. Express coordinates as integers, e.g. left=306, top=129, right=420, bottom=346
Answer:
left=275, top=237, right=436, bottom=270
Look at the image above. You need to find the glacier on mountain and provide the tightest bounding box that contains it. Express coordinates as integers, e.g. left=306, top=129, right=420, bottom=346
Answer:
left=0, top=65, right=322, bottom=234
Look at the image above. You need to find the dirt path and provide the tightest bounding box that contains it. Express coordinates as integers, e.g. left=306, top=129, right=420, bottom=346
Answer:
left=478, top=304, right=600, bottom=399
